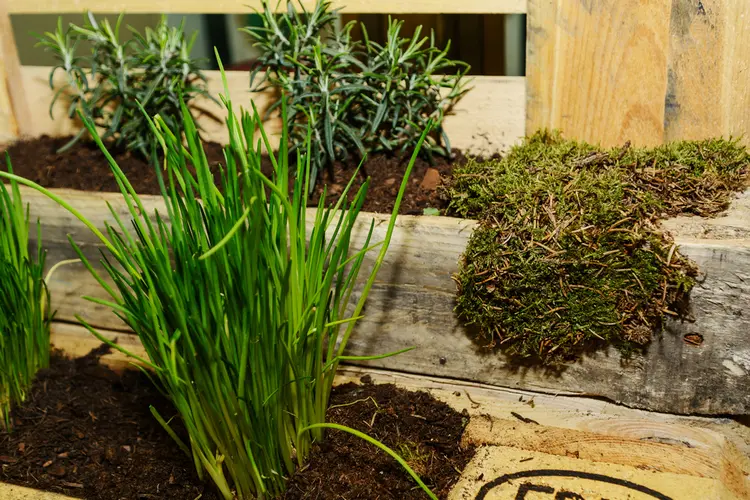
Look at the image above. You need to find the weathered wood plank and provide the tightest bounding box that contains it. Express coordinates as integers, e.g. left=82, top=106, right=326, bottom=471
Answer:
left=0, top=483, right=74, bottom=500
left=526, top=0, right=672, bottom=146
left=527, top=0, right=750, bottom=147
left=664, top=1, right=750, bottom=143
left=23, top=185, right=750, bottom=415
left=15, top=66, right=526, bottom=155
left=6, top=0, right=527, bottom=14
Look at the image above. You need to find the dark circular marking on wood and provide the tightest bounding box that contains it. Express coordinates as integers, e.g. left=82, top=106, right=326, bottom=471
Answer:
left=474, top=469, right=673, bottom=500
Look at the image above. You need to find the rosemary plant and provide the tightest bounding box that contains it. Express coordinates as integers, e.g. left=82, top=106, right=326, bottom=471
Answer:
left=0, top=61, right=435, bottom=498
left=0, top=163, right=51, bottom=431
left=36, top=13, right=211, bottom=157
left=245, top=0, right=470, bottom=187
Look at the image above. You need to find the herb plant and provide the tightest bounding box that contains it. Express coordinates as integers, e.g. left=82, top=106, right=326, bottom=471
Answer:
left=0, top=60, right=435, bottom=498
left=0, top=163, right=51, bottom=431
left=245, top=0, right=470, bottom=187
left=36, top=13, right=211, bottom=157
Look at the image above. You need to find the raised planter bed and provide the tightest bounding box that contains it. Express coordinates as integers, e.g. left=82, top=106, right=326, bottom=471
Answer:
left=2, top=64, right=750, bottom=416
left=3, top=1, right=750, bottom=498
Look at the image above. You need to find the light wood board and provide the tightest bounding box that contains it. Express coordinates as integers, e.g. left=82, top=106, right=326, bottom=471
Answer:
left=452, top=446, right=745, bottom=499
left=664, top=0, right=750, bottom=143
left=0, top=483, right=73, bottom=500
left=526, top=0, right=672, bottom=146
left=6, top=0, right=527, bottom=15
left=20, top=184, right=750, bottom=415
left=0, top=0, right=31, bottom=142
left=14, top=66, right=526, bottom=156
left=526, top=0, right=750, bottom=147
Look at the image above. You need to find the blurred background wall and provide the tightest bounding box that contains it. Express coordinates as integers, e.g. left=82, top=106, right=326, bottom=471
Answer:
left=11, top=12, right=526, bottom=76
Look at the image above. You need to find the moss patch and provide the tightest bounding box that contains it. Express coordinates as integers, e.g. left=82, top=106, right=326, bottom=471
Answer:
left=445, top=131, right=749, bottom=364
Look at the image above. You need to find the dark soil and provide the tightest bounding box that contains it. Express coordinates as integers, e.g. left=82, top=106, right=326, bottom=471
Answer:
left=0, top=346, right=220, bottom=500
left=0, top=348, right=473, bottom=499
left=2, top=136, right=464, bottom=215
left=283, top=377, right=474, bottom=500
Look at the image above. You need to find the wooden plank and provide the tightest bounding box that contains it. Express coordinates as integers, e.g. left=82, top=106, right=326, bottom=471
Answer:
left=15, top=65, right=526, bottom=155
left=0, top=58, right=13, bottom=144
left=664, top=1, right=750, bottom=143
left=662, top=189, right=750, bottom=239
left=344, top=238, right=750, bottom=415
left=0, top=0, right=31, bottom=142
left=452, top=446, right=746, bottom=500
left=526, top=0, right=672, bottom=147
left=6, top=0, right=527, bottom=14
left=21, top=185, right=750, bottom=415
left=51, top=322, right=148, bottom=372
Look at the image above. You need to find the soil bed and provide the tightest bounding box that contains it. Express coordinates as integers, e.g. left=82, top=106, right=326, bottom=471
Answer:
left=0, top=347, right=473, bottom=499
left=2, top=136, right=464, bottom=215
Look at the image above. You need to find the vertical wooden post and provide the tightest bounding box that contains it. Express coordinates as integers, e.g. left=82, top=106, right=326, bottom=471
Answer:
left=0, top=0, right=31, bottom=143
left=526, top=0, right=673, bottom=147
left=664, top=0, right=750, bottom=143
left=527, top=0, right=750, bottom=147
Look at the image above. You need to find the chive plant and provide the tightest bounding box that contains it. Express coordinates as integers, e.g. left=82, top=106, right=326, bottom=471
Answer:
left=0, top=62, right=436, bottom=498
left=0, top=164, right=51, bottom=431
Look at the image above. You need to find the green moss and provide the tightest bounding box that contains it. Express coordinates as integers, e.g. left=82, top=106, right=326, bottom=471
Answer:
left=446, top=130, right=748, bottom=364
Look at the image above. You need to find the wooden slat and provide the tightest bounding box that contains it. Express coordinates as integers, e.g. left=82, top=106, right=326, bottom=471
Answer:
left=16, top=65, right=526, bottom=154
left=526, top=0, right=672, bottom=146
left=21, top=184, right=750, bottom=415
left=0, top=59, right=13, bottom=143
left=664, top=0, right=750, bottom=142
left=0, top=0, right=31, bottom=142
left=6, top=0, right=527, bottom=14
left=527, top=0, right=750, bottom=147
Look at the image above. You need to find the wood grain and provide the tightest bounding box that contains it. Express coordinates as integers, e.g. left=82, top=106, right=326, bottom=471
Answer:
left=13, top=66, right=526, bottom=155
left=526, top=0, right=673, bottom=146
left=20, top=184, right=750, bottom=415
left=0, top=483, right=74, bottom=500
left=665, top=0, right=750, bottom=142
left=6, top=0, right=527, bottom=14
left=527, top=0, right=750, bottom=147
left=452, top=445, right=746, bottom=500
